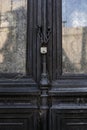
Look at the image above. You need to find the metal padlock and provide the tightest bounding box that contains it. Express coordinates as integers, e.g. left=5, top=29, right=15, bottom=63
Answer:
left=40, top=46, right=47, bottom=54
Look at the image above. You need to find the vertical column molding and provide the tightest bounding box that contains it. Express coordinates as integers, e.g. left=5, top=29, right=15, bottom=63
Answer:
left=38, top=1, right=51, bottom=130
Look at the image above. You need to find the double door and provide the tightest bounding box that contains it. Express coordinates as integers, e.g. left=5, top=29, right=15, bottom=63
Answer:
left=0, top=0, right=87, bottom=130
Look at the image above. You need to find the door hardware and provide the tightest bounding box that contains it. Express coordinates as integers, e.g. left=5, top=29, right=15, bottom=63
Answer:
left=40, top=46, right=47, bottom=54
left=37, top=25, right=51, bottom=87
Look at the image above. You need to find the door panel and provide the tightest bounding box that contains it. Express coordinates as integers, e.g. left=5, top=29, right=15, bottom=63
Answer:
left=0, top=109, right=39, bottom=130
left=50, top=109, right=87, bottom=130
left=48, top=0, right=87, bottom=130
left=0, top=0, right=40, bottom=130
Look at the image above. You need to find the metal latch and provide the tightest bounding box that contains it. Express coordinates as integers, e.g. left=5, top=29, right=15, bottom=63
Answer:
left=40, top=46, right=47, bottom=54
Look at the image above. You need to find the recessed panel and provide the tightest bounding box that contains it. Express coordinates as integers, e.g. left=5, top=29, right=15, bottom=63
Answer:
left=62, top=0, right=87, bottom=74
left=0, top=0, right=27, bottom=73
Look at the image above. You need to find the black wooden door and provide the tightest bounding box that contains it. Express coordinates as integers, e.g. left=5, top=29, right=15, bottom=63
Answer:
left=48, top=0, right=87, bottom=130
left=0, top=0, right=87, bottom=130
left=0, top=0, right=40, bottom=130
